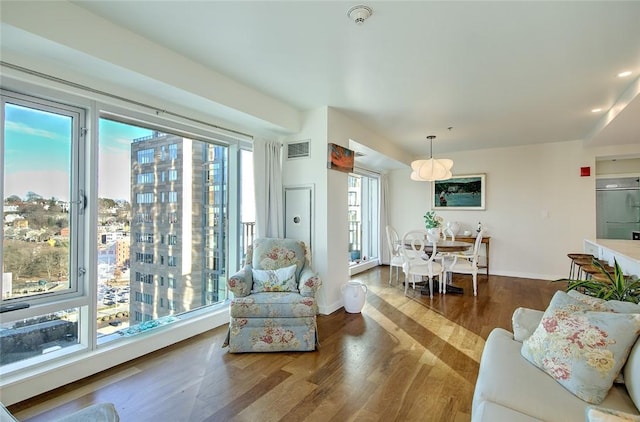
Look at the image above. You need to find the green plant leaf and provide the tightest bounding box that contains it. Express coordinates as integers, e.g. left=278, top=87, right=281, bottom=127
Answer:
left=555, top=257, right=639, bottom=304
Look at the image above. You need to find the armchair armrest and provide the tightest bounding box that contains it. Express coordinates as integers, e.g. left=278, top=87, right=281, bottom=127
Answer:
left=298, top=267, right=322, bottom=297
left=227, top=265, right=253, bottom=297
left=446, top=252, right=476, bottom=269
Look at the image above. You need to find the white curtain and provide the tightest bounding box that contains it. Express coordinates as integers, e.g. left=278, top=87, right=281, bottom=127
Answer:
left=253, top=138, right=284, bottom=238
left=379, top=172, right=391, bottom=265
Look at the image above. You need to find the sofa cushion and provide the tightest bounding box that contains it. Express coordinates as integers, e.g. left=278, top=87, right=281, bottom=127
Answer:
left=473, top=400, right=543, bottom=422
left=473, top=328, right=639, bottom=422
left=512, top=307, right=545, bottom=342
left=521, top=291, right=640, bottom=404
left=251, top=264, right=298, bottom=293
left=585, top=406, right=640, bottom=421
left=230, top=292, right=317, bottom=318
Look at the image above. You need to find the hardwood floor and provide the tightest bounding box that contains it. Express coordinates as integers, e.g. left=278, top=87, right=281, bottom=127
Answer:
left=8, top=267, right=564, bottom=422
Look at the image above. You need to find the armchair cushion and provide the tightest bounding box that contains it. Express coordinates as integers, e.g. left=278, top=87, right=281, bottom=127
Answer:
left=252, top=238, right=306, bottom=277
left=251, top=264, right=298, bottom=293
left=230, top=292, right=317, bottom=318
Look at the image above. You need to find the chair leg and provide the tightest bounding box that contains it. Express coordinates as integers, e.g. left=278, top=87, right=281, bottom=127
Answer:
left=472, top=272, right=477, bottom=296
left=428, top=276, right=433, bottom=298
left=569, top=260, right=575, bottom=279
left=404, top=274, right=410, bottom=296
left=389, top=266, right=393, bottom=285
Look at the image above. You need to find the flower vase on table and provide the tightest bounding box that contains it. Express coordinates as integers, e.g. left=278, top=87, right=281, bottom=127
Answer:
left=424, top=211, right=443, bottom=243
left=427, top=227, right=441, bottom=243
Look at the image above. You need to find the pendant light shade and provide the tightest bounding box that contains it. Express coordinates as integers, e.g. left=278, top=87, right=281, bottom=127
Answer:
left=410, top=136, right=453, bottom=181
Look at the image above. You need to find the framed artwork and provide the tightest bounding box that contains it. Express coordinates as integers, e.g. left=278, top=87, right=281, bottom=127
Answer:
left=327, top=143, right=354, bottom=173
left=432, top=174, right=486, bottom=210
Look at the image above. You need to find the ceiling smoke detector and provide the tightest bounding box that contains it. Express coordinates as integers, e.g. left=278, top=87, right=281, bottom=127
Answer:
left=347, top=5, right=372, bottom=25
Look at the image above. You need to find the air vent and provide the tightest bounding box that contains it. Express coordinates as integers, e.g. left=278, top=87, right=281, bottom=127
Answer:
left=287, top=140, right=310, bottom=159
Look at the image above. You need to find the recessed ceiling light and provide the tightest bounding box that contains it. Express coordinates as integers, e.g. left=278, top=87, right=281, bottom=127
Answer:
left=617, top=71, right=632, bottom=78
left=591, top=108, right=602, bottom=113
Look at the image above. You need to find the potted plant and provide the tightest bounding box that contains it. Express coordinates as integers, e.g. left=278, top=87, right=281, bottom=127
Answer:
left=558, top=258, right=640, bottom=303
left=424, top=210, right=443, bottom=241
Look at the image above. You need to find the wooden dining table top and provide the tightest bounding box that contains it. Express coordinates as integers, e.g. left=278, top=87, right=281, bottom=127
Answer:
left=403, top=240, right=472, bottom=253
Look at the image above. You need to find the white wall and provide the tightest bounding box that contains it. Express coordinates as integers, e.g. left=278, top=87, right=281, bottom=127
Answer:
left=389, top=140, right=602, bottom=280
left=281, top=107, right=342, bottom=314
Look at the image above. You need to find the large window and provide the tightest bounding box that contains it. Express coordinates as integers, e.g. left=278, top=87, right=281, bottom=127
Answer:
left=1, top=86, right=247, bottom=374
left=96, top=117, right=229, bottom=341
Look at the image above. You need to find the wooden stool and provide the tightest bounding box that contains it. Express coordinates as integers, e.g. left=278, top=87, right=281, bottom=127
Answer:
left=567, top=253, right=595, bottom=279
left=578, top=260, right=615, bottom=280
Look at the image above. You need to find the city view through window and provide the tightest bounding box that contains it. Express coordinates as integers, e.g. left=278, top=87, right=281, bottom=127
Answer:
left=96, top=118, right=229, bottom=337
left=1, top=91, right=250, bottom=367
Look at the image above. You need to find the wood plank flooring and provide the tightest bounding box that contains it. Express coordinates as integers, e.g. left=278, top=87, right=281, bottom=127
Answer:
left=8, top=267, right=564, bottom=422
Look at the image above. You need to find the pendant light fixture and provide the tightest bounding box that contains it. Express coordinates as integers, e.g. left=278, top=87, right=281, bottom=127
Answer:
left=410, top=135, right=453, bottom=181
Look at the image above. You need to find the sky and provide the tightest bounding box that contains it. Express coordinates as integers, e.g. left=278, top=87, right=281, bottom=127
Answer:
left=3, top=103, right=151, bottom=202
left=4, top=102, right=254, bottom=220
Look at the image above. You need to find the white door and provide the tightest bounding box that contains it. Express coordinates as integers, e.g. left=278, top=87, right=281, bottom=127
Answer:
left=284, top=186, right=313, bottom=250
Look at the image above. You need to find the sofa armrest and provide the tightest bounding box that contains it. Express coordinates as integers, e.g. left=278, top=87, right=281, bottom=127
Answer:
left=228, top=265, right=253, bottom=297
left=1, top=403, right=119, bottom=422
left=512, top=307, right=544, bottom=342
left=298, top=268, right=322, bottom=297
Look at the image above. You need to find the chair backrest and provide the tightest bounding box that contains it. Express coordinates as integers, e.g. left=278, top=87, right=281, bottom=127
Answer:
left=442, top=226, right=456, bottom=241
left=470, top=231, right=484, bottom=265
left=385, top=225, right=400, bottom=258
left=248, top=237, right=308, bottom=279
left=402, top=229, right=436, bottom=263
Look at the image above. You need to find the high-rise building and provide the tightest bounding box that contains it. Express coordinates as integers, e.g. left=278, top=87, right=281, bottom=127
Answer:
left=129, top=132, right=226, bottom=323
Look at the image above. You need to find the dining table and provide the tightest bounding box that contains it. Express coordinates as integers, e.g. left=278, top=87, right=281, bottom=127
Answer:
left=403, top=240, right=472, bottom=295
left=420, top=240, right=473, bottom=254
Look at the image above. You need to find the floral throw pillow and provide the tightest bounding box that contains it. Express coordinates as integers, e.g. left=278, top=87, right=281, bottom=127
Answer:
left=567, top=290, right=640, bottom=314
left=521, top=291, right=640, bottom=404
left=252, top=264, right=298, bottom=293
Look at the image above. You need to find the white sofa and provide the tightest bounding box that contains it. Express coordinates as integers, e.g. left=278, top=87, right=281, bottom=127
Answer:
left=472, top=303, right=640, bottom=421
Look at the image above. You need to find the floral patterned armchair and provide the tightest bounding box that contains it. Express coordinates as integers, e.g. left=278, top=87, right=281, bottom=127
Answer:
left=223, top=237, right=322, bottom=353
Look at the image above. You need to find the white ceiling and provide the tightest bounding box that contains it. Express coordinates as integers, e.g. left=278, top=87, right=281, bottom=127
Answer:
left=6, top=1, right=640, bottom=169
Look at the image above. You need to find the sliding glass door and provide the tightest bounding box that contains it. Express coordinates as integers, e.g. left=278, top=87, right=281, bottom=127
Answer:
left=348, top=172, right=379, bottom=268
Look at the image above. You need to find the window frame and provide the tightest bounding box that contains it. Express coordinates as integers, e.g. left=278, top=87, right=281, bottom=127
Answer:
left=1, top=89, right=87, bottom=307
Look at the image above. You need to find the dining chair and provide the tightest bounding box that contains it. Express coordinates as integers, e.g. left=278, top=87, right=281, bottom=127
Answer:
left=433, top=224, right=458, bottom=264
left=443, top=231, right=484, bottom=296
left=441, top=225, right=456, bottom=241
left=385, top=225, right=404, bottom=285
left=399, top=229, right=443, bottom=297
